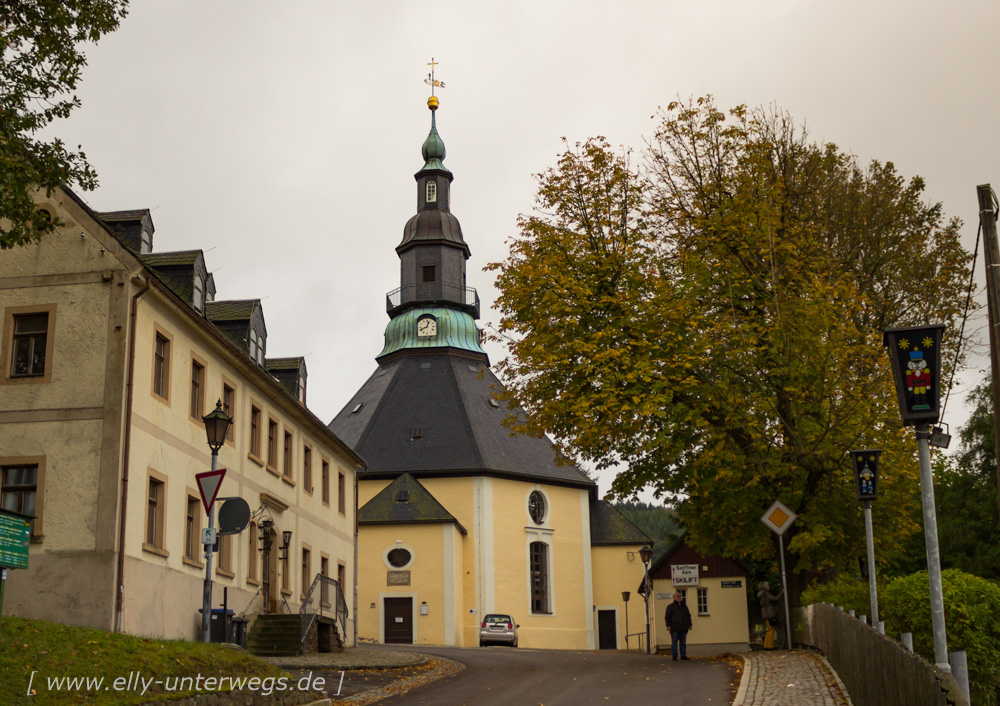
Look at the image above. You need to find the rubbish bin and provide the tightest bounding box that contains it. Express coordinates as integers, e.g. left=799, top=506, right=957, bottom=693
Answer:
left=231, top=616, right=248, bottom=648
left=198, top=609, right=234, bottom=643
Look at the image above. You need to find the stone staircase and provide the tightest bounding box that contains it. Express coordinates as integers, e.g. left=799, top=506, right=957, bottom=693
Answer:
left=246, top=614, right=303, bottom=657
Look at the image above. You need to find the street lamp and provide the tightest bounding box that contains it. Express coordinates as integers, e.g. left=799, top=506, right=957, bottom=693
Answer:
left=259, top=518, right=274, bottom=614
left=639, top=545, right=653, bottom=655
left=621, top=591, right=630, bottom=650
left=279, top=530, right=293, bottom=561
left=850, top=449, right=881, bottom=629
left=200, top=399, right=231, bottom=643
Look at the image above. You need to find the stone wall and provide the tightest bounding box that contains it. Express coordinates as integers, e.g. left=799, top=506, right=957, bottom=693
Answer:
left=794, top=603, right=967, bottom=706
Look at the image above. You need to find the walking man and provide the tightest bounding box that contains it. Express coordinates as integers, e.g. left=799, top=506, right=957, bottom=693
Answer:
left=665, top=592, right=692, bottom=661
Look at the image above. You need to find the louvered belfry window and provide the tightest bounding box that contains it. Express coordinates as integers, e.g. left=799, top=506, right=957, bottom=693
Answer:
left=422, top=266, right=436, bottom=282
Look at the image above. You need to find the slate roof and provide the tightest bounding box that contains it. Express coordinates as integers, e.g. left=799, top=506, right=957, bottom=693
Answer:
left=266, top=357, right=304, bottom=371
left=140, top=250, right=206, bottom=306
left=206, top=300, right=258, bottom=321
left=141, top=250, right=202, bottom=267
left=398, top=210, right=469, bottom=255
left=329, top=352, right=596, bottom=492
left=590, top=500, right=653, bottom=546
left=359, top=473, right=467, bottom=534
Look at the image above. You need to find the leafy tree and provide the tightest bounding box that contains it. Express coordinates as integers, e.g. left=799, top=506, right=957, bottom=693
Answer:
left=1, top=0, right=128, bottom=249
left=488, top=97, right=973, bottom=604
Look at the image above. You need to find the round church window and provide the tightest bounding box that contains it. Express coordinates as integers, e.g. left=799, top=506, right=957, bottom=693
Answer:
left=387, top=548, right=412, bottom=568
left=528, top=491, right=546, bottom=524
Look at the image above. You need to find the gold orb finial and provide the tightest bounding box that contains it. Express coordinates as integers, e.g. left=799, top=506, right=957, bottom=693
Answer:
left=428, top=95, right=439, bottom=111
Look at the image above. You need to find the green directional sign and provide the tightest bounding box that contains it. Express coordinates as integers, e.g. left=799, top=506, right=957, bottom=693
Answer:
left=0, top=509, right=31, bottom=569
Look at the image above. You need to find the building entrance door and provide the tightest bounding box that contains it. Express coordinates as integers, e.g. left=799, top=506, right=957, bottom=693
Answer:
left=384, top=597, right=413, bottom=644
left=597, top=609, right=617, bottom=650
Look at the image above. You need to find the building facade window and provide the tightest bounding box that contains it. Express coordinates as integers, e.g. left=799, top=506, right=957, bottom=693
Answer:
left=184, top=495, right=201, bottom=564
left=303, top=446, right=312, bottom=494
left=144, top=475, right=166, bottom=551
left=320, top=555, right=330, bottom=606
left=528, top=491, right=546, bottom=524
left=217, top=534, right=233, bottom=576
left=337, top=563, right=346, bottom=591
left=190, top=359, right=205, bottom=420
left=250, top=405, right=262, bottom=458
left=529, top=541, right=550, bottom=614
left=321, top=461, right=330, bottom=505
left=9, top=313, right=48, bottom=377
left=222, top=382, right=235, bottom=443
left=697, top=587, right=709, bottom=616
left=338, top=471, right=346, bottom=514
left=426, top=180, right=437, bottom=203
left=153, top=332, right=171, bottom=400
left=301, top=546, right=311, bottom=598
left=247, top=521, right=258, bottom=583
left=267, top=419, right=278, bottom=469
left=283, top=431, right=293, bottom=480
left=1, top=464, right=38, bottom=535
left=281, top=551, right=290, bottom=593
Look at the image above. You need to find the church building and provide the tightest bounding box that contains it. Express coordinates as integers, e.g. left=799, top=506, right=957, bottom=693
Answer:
left=329, top=94, right=652, bottom=651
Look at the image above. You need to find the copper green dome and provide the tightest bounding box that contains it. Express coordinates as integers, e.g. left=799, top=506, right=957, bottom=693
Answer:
left=419, top=111, right=450, bottom=174
left=377, top=307, right=485, bottom=360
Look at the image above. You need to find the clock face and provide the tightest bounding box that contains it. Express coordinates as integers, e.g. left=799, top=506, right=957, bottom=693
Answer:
left=417, top=317, right=437, bottom=337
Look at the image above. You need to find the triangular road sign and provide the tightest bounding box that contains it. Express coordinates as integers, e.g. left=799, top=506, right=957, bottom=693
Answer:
left=195, top=468, right=226, bottom=515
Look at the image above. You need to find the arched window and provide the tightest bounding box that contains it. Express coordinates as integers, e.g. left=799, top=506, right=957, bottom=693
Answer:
left=426, top=180, right=437, bottom=203
left=529, top=541, right=550, bottom=614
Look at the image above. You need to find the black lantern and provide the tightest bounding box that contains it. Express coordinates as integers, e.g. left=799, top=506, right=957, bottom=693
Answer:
left=621, top=591, right=630, bottom=603
left=202, top=399, right=232, bottom=453
left=279, top=530, right=292, bottom=560
left=882, top=325, right=945, bottom=426
left=639, top=545, right=653, bottom=565
left=850, top=449, right=881, bottom=502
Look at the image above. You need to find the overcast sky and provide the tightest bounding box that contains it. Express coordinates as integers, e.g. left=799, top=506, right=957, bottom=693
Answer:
left=55, top=1, right=999, bottom=498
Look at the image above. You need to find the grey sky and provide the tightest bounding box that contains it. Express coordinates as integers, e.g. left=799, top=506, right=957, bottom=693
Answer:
left=55, top=1, right=999, bottom=496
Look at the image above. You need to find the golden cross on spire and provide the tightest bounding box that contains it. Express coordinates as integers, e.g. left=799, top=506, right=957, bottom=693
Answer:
left=424, top=57, right=445, bottom=96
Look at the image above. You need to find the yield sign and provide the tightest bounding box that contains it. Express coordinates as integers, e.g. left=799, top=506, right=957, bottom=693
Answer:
left=195, top=468, right=226, bottom=515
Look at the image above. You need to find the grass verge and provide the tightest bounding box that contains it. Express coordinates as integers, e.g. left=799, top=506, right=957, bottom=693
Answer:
left=0, top=616, right=290, bottom=705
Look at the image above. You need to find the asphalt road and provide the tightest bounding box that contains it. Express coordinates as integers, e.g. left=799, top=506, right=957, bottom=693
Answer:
left=378, top=645, right=739, bottom=706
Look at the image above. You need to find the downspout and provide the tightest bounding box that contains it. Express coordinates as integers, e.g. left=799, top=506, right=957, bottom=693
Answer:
left=114, top=273, right=150, bottom=632
left=353, top=465, right=361, bottom=647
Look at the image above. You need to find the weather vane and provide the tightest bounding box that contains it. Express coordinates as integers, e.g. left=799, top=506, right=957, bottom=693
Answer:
left=424, top=57, right=445, bottom=97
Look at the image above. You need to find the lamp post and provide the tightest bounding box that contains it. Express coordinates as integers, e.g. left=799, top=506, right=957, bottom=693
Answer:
left=201, top=400, right=231, bottom=643
left=639, top=545, right=653, bottom=655
left=850, top=449, right=881, bottom=627
left=621, top=591, right=630, bottom=650
left=883, top=324, right=950, bottom=671
left=259, top=519, right=274, bottom=613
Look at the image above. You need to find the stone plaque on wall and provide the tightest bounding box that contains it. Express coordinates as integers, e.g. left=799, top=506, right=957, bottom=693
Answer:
left=387, top=570, right=411, bottom=586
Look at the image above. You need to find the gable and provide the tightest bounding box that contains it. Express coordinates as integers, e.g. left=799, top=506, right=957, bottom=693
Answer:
left=648, top=535, right=747, bottom=580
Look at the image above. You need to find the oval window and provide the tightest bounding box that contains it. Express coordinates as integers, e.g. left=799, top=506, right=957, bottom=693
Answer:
left=528, top=491, right=546, bottom=524
left=387, top=547, right=412, bottom=568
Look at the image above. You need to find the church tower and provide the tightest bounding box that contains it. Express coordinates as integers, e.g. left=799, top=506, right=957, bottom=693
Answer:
left=329, top=85, right=649, bottom=652
left=378, top=93, right=486, bottom=364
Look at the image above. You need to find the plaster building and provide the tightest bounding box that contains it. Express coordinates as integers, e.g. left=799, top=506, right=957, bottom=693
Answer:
left=647, top=533, right=750, bottom=656
left=329, top=96, right=652, bottom=650
left=0, top=189, right=362, bottom=644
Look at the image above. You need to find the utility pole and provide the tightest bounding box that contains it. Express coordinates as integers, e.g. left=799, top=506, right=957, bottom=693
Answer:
left=976, top=184, right=1000, bottom=523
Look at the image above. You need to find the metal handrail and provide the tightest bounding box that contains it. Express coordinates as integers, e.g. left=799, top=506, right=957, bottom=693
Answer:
left=299, top=574, right=349, bottom=647
left=385, top=285, right=479, bottom=313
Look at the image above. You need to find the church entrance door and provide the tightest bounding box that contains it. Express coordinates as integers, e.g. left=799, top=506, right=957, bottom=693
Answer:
left=384, top=597, right=413, bottom=644
left=597, top=610, right=617, bottom=650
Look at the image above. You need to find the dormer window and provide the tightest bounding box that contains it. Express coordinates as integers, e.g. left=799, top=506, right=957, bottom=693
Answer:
left=256, top=335, right=265, bottom=365
left=298, top=377, right=306, bottom=405
left=193, top=274, right=205, bottom=313
left=140, top=227, right=152, bottom=254
left=426, top=180, right=437, bottom=203
left=249, top=329, right=258, bottom=361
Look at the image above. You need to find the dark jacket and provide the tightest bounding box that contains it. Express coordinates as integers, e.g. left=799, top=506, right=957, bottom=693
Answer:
left=665, top=600, right=692, bottom=631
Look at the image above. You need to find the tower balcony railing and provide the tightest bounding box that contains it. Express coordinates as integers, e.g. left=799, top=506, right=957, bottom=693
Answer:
left=386, top=284, right=480, bottom=318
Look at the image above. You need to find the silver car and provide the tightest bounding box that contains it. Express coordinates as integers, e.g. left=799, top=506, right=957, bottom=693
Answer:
left=479, top=613, right=519, bottom=647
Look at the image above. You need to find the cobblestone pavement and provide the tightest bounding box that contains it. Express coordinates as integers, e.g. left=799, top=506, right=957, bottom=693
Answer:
left=735, top=650, right=851, bottom=706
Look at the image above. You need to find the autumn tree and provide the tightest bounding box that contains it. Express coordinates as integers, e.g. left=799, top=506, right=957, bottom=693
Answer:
left=1, top=0, right=128, bottom=249
left=488, top=98, right=973, bottom=602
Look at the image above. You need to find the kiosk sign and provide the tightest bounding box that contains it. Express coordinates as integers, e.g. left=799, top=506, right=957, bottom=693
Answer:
left=0, top=509, right=31, bottom=570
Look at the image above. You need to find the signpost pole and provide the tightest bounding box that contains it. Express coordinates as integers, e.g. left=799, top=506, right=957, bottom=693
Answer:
left=778, top=533, right=792, bottom=650
left=864, top=500, right=879, bottom=625
left=0, top=568, right=6, bottom=637
left=917, top=424, right=950, bottom=671
left=201, top=453, right=218, bottom=644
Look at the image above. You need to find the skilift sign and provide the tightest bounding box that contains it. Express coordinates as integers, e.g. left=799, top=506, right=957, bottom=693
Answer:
left=670, top=564, right=699, bottom=586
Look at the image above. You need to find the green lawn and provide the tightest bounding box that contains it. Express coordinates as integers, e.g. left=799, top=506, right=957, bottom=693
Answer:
left=0, top=616, right=293, bottom=705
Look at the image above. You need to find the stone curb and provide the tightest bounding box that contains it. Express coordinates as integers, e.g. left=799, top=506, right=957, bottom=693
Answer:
left=814, top=652, right=854, bottom=706
left=266, top=653, right=429, bottom=671
left=334, top=655, right=465, bottom=705
left=732, top=653, right=751, bottom=706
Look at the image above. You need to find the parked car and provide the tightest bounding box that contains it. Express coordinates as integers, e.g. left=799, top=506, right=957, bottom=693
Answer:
left=479, top=613, right=519, bottom=647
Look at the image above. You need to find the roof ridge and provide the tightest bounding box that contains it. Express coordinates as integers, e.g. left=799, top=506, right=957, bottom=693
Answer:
left=448, top=357, right=486, bottom=470
left=353, top=363, right=400, bottom=453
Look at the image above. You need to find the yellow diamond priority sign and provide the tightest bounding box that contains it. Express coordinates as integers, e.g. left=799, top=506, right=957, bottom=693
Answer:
left=761, top=500, right=797, bottom=536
